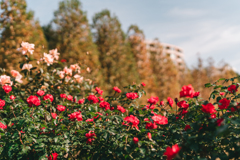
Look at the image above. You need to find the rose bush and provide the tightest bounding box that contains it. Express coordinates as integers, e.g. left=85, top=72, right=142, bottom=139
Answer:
left=0, top=42, right=240, bottom=160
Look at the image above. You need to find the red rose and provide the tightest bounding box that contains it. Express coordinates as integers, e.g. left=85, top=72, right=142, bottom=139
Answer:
left=60, top=94, right=67, bottom=99
left=60, top=59, right=67, bottom=63
left=201, top=103, right=216, bottom=114
left=184, top=125, right=191, bottom=131
left=48, top=153, right=58, bottom=160
left=86, top=118, right=94, bottom=123
left=145, top=121, right=157, bottom=129
left=0, top=99, right=5, bottom=109
left=147, top=132, right=152, bottom=140
left=37, top=90, right=45, bottom=96
left=147, top=96, right=159, bottom=105
left=57, top=105, right=66, bottom=112
left=123, top=115, right=139, bottom=129
left=216, top=118, right=224, bottom=126
left=193, top=92, right=200, bottom=98
left=177, top=100, right=189, bottom=110
left=27, top=95, right=41, bottom=107
left=164, top=144, right=181, bottom=160
left=141, top=82, right=146, bottom=87
left=95, top=87, right=103, bottom=95
left=43, top=94, right=54, bottom=102
left=117, top=105, right=126, bottom=113
left=218, top=98, right=230, bottom=110
left=231, top=107, right=237, bottom=112
left=51, top=113, right=57, bottom=119
left=160, top=101, right=164, bottom=106
left=180, top=84, right=195, bottom=98
left=68, top=111, right=82, bottom=121
left=113, top=86, right=121, bottom=93
left=10, top=95, right=15, bottom=100
left=133, top=137, right=139, bottom=144
left=78, top=99, right=85, bottom=104
left=143, top=104, right=155, bottom=110
left=87, top=95, right=99, bottom=104
left=211, top=114, right=216, bottom=119
left=126, top=92, right=138, bottom=100
left=98, top=97, right=104, bottom=102
left=167, top=97, right=174, bottom=107
left=152, top=114, right=168, bottom=125
left=220, top=92, right=225, bottom=96
left=85, top=131, right=96, bottom=139
left=67, top=95, right=73, bottom=101
left=99, top=101, right=110, bottom=110
left=228, top=85, right=238, bottom=94
left=3, top=85, right=12, bottom=94
left=94, top=112, right=103, bottom=119
left=179, top=109, right=188, bottom=115
left=0, top=122, right=7, bottom=129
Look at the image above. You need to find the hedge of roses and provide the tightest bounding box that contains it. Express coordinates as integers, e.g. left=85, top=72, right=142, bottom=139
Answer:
left=0, top=42, right=240, bottom=159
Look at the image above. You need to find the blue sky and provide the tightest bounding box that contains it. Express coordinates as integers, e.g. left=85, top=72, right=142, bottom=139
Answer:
left=26, top=0, right=240, bottom=72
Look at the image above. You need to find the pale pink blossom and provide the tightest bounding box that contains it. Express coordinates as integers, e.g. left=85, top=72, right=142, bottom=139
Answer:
left=49, top=49, right=60, bottom=60
left=86, top=67, right=91, bottom=73
left=85, top=79, right=92, bottom=84
left=18, top=42, right=35, bottom=55
left=43, top=53, right=54, bottom=66
left=11, top=70, right=19, bottom=77
left=70, top=64, right=81, bottom=72
left=22, top=64, right=33, bottom=71
left=74, top=74, right=84, bottom=83
left=0, top=75, right=12, bottom=86
left=11, top=70, right=23, bottom=83
left=59, top=71, right=65, bottom=79
left=63, top=67, right=72, bottom=76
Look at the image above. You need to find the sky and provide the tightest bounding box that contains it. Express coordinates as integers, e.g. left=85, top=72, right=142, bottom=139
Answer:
left=26, top=0, right=240, bottom=72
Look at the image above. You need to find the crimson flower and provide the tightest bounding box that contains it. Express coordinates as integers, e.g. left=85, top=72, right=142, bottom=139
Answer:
left=201, top=103, right=216, bottom=114
left=167, top=97, right=174, bottom=107
left=2, top=85, right=12, bottom=94
left=27, top=95, right=41, bottom=107
left=60, top=94, right=67, bottom=99
left=217, top=118, right=224, bottom=126
left=133, top=137, right=139, bottom=144
left=152, top=114, right=168, bottom=125
left=184, top=125, right=191, bottom=131
left=218, top=98, right=230, bottom=110
left=0, top=122, right=7, bottom=129
left=179, top=84, right=196, bottom=98
left=51, top=113, right=57, bottom=119
left=160, top=101, right=164, bottom=106
left=95, top=87, right=103, bottom=95
left=147, top=132, right=152, bottom=140
left=126, top=92, right=138, bottom=100
left=67, top=95, right=73, bottom=101
left=123, top=115, right=139, bottom=129
left=99, top=101, right=110, bottom=110
left=141, top=82, right=146, bottom=87
left=228, top=84, right=238, bottom=94
left=10, top=95, right=15, bottom=100
left=37, top=90, right=45, bottom=96
left=87, top=95, right=99, bottom=104
left=78, top=99, right=84, bottom=104
left=43, top=94, right=54, bottom=102
left=113, top=86, right=121, bottom=93
left=68, top=111, right=82, bottom=121
left=0, top=99, right=5, bottom=109
left=117, top=105, right=126, bottom=113
left=56, top=105, right=66, bottom=112
left=177, top=100, right=189, bottom=110
left=48, top=153, right=58, bottom=160
left=163, top=144, right=181, bottom=160
left=147, top=96, right=159, bottom=105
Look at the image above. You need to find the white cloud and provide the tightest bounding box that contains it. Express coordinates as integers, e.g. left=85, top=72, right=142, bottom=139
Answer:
left=168, top=7, right=207, bottom=17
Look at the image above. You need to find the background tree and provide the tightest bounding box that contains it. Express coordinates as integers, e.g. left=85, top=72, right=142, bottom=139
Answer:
left=0, top=0, right=48, bottom=70
left=92, top=10, right=139, bottom=93
left=127, top=25, right=156, bottom=97
left=45, top=0, right=101, bottom=82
